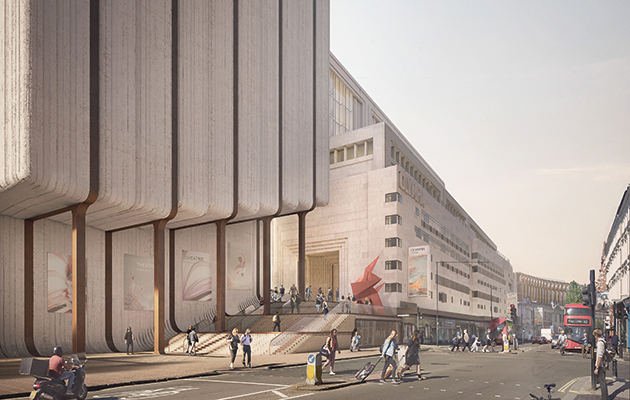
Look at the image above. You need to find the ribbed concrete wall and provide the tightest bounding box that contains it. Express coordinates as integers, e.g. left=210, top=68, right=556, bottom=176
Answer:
left=0, top=215, right=28, bottom=357
left=0, top=1, right=91, bottom=218
left=88, top=1, right=173, bottom=231
left=281, top=0, right=314, bottom=214
left=171, top=0, right=234, bottom=227
left=0, top=1, right=330, bottom=357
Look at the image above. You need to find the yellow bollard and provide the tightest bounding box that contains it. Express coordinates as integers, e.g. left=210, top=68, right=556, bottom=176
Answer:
left=306, top=353, right=323, bottom=385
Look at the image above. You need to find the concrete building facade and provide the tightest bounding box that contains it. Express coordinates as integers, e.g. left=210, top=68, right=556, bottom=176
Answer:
left=516, top=272, right=569, bottom=305
left=0, top=0, right=330, bottom=358
left=272, top=54, right=516, bottom=344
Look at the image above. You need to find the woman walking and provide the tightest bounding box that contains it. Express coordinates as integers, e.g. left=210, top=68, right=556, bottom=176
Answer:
left=350, top=328, right=361, bottom=352
left=322, top=329, right=341, bottom=375
left=398, top=330, right=424, bottom=380
left=226, top=328, right=240, bottom=369
left=379, top=330, right=400, bottom=384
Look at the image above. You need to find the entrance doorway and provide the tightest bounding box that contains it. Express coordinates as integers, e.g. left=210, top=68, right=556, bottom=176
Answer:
left=306, top=251, right=339, bottom=300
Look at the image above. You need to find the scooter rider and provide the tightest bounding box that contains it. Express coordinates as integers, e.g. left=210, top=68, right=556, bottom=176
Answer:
left=49, top=346, right=74, bottom=395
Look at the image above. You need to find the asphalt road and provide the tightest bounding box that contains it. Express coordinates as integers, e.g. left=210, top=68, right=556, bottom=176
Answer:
left=15, top=344, right=628, bottom=400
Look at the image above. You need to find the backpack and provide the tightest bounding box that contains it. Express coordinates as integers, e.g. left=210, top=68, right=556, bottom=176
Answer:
left=273, top=314, right=278, bottom=322
left=599, top=339, right=616, bottom=364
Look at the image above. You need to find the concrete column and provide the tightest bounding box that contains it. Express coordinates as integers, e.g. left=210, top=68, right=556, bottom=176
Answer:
left=72, top=204, right=89, bottom=354
left=262, top=217, right=272, bottom=315
left=24, top=219, right=39, bottom=356
left=105, top=231, right=117, bottom=351
left=298, top=211, right=307, bottom=297
left=216, top=220, right=228, bottom=332
left=153, top=220, right=168, bottom=354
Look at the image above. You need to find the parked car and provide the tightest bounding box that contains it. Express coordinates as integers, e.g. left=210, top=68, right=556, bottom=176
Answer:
left=539, top=336, right=548, bottom=345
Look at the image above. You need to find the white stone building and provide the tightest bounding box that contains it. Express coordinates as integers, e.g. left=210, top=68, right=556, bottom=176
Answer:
left=272, top=54, right=516, bottom=343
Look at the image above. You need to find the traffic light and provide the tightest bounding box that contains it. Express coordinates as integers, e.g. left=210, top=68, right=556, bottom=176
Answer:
left=510, top=304, right=517, bottom=321
left=581, top=284, right=592, bottom=307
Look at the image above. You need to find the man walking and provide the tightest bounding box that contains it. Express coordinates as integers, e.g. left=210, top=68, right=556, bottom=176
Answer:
left=558, top=331, right=567, bottom=356
left=593, top=329, right=609, bottom=400
left=295, top=294, right=302, bottom=314
left=305, top=285, right=311, bottom=301
left=581, top=332, right=589, bottom=358
left=272, top=311, right=281, bottom=332
left=462, top=329, right=472, bottom=352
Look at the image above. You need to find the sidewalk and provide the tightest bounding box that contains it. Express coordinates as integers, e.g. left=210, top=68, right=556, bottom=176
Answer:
left=563, top=375, right=629, bottom=400
left=0, top=348, right=385, bottom=399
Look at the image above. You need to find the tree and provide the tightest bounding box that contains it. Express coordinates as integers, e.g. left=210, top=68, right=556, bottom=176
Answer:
left=565, top=281, right=582, bottom=304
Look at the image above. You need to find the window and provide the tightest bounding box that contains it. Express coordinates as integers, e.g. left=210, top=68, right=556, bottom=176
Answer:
left=385, top=283, right=402, bottom=293
left=415, top=207, right=420, bottom=216
left=329, top=71, right=354, bottom=136
left=385, top=237, right=402, bottom=247
left=439, top=292, right=447, bottom=303
left=357, top=143, right=365, bottom=157
left=385, top=214, right=402, bottom=225
left=385, top=260, right=402, bottom=270
left=329, top=151, right=335, bottom=165
left=385, top=192, right=402, bottom=203
left=336, top=149, right=344, bottom=162
left=347, top=146, right=355, bottom=160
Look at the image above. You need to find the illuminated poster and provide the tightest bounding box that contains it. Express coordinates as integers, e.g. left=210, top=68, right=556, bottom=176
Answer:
left=227, top=243, right=252, bottom=290
left=182, top=250, right=212, bottom=301
left=48, top=253, right=73, bottom=313
left=124, top=254, right=154, bottom=311
left=408, top=246, right=429, bottom=296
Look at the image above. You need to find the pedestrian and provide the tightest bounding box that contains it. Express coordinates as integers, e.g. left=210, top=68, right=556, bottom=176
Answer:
left=558, top=330, right=567, bottom=356
left=609, top=330, right=619, bottom=356
left=322, top=329, right=341, bottom=374
left=290, top=283, right=297, bottom=297
left=259, top=296, right=264, bottom=308
left=379, top=330, right=400, bottom=384
left=451, top=334, right=461, bottom=352
left=273, top=288, right=279, bottom=302
left=327, top=287, right=332, bottom=301
left=317, top=287, right=323, bottom=296
left=582, top=332, right=589, bottom=358
left=340, top=296, right=345, bottom=312
left=350, top=328, right=361, bottom=352
left=398, top=330, right=424, bottom=380
left=482, top=329, right=492, bottom=353
left=272, top=311, right=281, bottom=332
left=322, top=299, right=329, bottom=316
left=290, top=296, right=295, bottom=314
left=471, top=335, right=480, bottom=352
left=188, top=326, right=199, bottom=355
left=240, top=329, right=253, bottom=368
left=462, top=329, right=471, bottom=352
left=335, top=287, right=339, bottom=301
left=419, top=331, right=424, bottom=345
left=226, top=328, right=240, bottom=369
left=295, top=294, right=302, bottom=314
left=315, top=294, right=322, bottom=313
left=183, top=325, right=193, bottom=353
left=124, top=326, right=134, bottom=355
left=305, top=285, right=311, bottom=301
left=279, top=284, right=285, bottom=298
left=593, top=329, right=609, bottom=400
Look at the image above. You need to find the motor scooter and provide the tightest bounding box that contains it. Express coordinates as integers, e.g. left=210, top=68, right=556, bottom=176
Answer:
left=26, top=354, right=88, bottom=400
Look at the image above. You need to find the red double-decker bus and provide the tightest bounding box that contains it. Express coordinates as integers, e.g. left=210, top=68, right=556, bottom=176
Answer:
left=563, top=303, right=591, bottom=350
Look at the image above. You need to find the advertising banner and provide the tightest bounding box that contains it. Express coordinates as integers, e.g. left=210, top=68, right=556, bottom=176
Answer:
left=408, top=246, right=429, bottom=297
left=124, top=254, right=154, bottom=311
left=47, top=253, right=73, bottom=313
left=227, top=242, right=252, bottom=290
left=182, top=250, right=213, bottom=301
left=534, top=307, right=544, bottom=326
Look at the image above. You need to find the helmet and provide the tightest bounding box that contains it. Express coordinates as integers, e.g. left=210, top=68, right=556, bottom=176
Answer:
left=53, top=346, right=63, bottom=356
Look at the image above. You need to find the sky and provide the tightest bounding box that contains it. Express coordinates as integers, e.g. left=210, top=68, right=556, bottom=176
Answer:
left=330, top=0, right=630, bottom=283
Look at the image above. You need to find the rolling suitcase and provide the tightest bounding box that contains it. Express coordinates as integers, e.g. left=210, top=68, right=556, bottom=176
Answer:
left=355, top=357, right=381, bottom=381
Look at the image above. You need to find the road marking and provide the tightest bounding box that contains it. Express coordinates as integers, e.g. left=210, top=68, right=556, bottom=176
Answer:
left=424, top=388, right=429, bottom=390
left=569, top=390, right=579, bottom=394
left=559, top=377, right=579, bottom=393
left=282, top=395, right=314, bottom=400
left=515, top=384, right=520, bottom=386
left=476, top=393, right=482, bottom=396
left=93, top=386, right=199, bottom=399
left=470, top=380, right=474, bottom=382
left=485, top=381, right=489, bottom=384
left=457, top=391, right=463, bottom=394
left=215, top=388, right=292, bottom=400
left=495, top=395, right=501, bottom=398
left=500, top=383, right=504, bottom=385
left=273, top=390, right=288, bottom=398
left=441, top=389, right=446, bottom=391
left=186, top=378, right=288, bottom=388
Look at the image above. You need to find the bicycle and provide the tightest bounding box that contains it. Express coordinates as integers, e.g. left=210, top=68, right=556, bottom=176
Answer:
left=529, top=383, right=555, bottom=400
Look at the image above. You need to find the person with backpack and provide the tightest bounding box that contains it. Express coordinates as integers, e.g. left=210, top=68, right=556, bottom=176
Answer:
left=593, top=329, right=610, bottom=400
left=272, top=311, right=281, bottom=332
left=482, top=329, right=492, bottom=353
left=188, top=327, right=199, bottom=356
left=379, top=330, right=400, bottom=384
left=451, top=333, right=461, bottom=352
